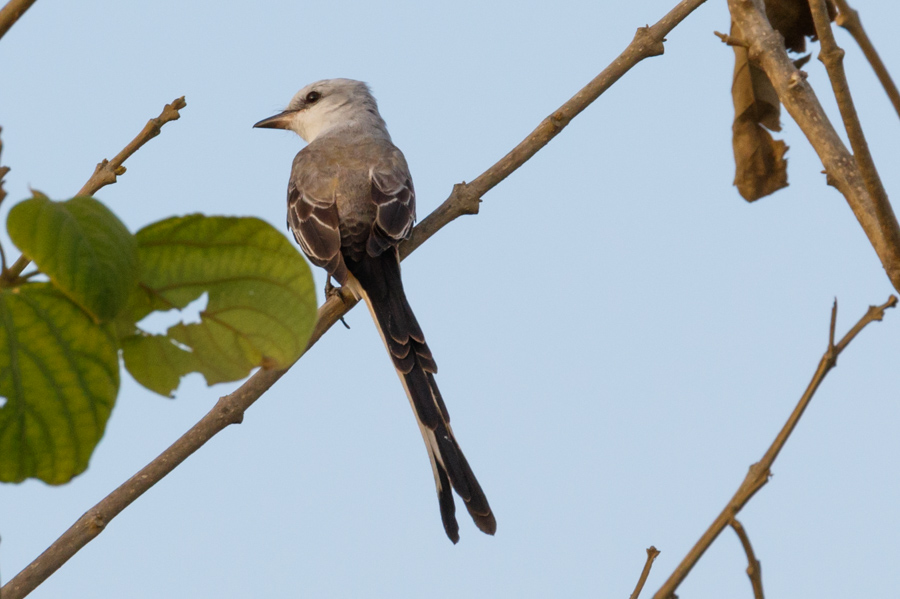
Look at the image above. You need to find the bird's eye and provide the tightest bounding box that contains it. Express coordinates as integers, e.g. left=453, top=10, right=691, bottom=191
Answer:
left=305, top=91, right=321, bottom=104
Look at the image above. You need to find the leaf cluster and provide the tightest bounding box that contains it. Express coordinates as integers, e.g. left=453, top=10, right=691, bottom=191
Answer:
left=0, top=196, right=316, bottom=484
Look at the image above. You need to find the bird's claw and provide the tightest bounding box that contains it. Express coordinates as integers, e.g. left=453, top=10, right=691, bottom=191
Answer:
left=324, top=278, right=351, bottom=329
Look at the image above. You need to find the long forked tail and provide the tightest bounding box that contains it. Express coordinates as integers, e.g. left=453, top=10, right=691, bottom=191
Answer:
left=346, top=250, right=495, bottom=543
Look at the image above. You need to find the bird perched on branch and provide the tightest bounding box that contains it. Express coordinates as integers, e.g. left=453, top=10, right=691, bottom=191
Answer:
left=254, top=78, right=495, bottom=542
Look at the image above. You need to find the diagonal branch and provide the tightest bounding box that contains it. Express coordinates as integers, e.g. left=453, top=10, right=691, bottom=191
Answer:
left=0, top=2, right=711, bottom=597
left=402, top=0, right=710, bottom=254
left=652, top=295, right=897, bottom=599
left=832, top=0, right=900, bottom=120
left=1, top=97, right=186, bottom=283
left=728, top=0, right=900, bottom=292
left=0, top=0, right=37, bottom=41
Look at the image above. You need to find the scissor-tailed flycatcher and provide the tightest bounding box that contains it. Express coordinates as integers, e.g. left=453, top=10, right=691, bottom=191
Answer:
left=254, top=79, right=495, bottom=542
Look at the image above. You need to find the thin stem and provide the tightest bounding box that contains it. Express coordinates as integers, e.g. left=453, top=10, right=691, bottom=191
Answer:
left=652, top=295, right=897, bottom=599
left=1, top=2, right=712, bottom=597
left=76, top=97, right=186, bottom=198
left=730, top=519, right=765, bottom=599
left=629, top=546, right=661, bottom=599
left=832, top=0, right=900, bottom=120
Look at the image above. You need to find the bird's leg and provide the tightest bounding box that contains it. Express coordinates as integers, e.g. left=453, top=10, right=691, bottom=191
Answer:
left=325, top=277, right=351, bottom=329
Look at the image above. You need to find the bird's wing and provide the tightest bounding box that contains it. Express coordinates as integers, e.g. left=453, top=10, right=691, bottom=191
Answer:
left=367, top=145, right=416, bottom=257
left=288, top=148, right=348, bottom=284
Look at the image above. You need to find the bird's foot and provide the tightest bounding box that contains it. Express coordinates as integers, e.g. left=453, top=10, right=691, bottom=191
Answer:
left=325, top=278, right=351, bottom=329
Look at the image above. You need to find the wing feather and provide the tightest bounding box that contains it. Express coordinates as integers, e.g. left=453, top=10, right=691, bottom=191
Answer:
left=367, top=148, right=416, bottom=256
left=288, top=150, right=347, bottom=284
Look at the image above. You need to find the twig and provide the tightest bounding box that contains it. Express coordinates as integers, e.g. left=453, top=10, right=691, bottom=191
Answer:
left=730, top=519, right=765, bottom=599
left=714, top=30, right=748, bottom=47
left=807, top=0, right=900, bottom=282
left=0, top=2, right=711, bottom=597
left=77, top=97, right=186, bottom=198
left=728, top=0, right=900, bottom=292
left=0, top=0, right=37, bottom=41
left=832, top=0, right=900, bottom=119
left=403, top=0, right=710, bottom=256
left=651, top=295, right=897, bottom=599
left=1, top=97, right=186, bottom=283
left=630, top=546, right=661, bottom=599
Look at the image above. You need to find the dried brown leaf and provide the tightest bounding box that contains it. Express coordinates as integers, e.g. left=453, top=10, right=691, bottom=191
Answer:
left=730, top=21, right=788, bottom=201
left=733, top=116, right=789, bottom=201
left=727, top=1, right=835, bottom=201
left=732, top=22, right=782, bottom=131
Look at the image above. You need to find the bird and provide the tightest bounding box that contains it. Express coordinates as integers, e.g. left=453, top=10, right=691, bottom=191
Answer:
left=254, top=78, right=495, bottom=543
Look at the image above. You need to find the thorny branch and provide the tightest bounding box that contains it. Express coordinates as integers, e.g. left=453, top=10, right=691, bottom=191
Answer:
left=652, top=296, right=897, bottom=599
left=1, top=1, right=711, bottom=597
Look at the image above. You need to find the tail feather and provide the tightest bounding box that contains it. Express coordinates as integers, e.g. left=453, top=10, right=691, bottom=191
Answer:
left=347, top=250, right=495, bottom=542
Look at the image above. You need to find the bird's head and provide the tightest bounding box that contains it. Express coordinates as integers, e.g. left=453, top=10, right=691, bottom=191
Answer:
left=254, top=78, right=386, bottom=142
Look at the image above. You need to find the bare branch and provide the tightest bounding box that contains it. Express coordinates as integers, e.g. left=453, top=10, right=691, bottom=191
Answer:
left=652, top=295, right=897, bottom=599
left=1, top=97, right=186, bottom=283
left=807, top=0, right=900, bottom=279
left=1, top=2, right=713, bottom=596
left=630, top=546, right=661, bottom=599
left=728, top=0, right=900, bottom=292
left=833, top=0, right=900, bottom=119
left=730, top=519, right=765, bottom=599
left=402, top=0, right=710, bottom=256
left=77, top=96, right=186, bottom=197
left=0, top=0, right=37, bottom=41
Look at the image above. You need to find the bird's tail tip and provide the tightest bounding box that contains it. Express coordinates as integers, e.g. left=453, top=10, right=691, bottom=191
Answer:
left=472, top=512, right=497, bottom=536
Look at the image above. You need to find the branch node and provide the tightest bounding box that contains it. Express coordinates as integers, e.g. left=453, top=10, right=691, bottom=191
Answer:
left=633, top=25, right=665, bottom=57
left=818, top=46, right=845, bottom=67
left=451, top=182, right=481, bottom=216
left=834, top=5, right=858, bottom=29
left=87, top=512, right=107, bottom=533
left=216, top=397, right=246, bottom=425
left=787, top=70, right=808, bottom=89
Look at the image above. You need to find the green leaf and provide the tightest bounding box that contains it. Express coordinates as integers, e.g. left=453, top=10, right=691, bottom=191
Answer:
left=119, top=215, right=317, bottom=397
left=0, top=283, right=119, bottom=484
left=7, top=196, right=138, bottom=322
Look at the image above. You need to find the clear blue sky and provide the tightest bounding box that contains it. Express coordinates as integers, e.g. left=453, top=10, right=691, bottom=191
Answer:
left=3, top=0, right=900, bottom=597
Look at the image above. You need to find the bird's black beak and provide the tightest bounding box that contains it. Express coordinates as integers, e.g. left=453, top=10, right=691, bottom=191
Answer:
left=253, top=111, right=293, bottom=130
